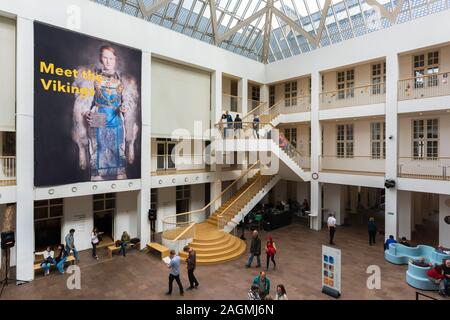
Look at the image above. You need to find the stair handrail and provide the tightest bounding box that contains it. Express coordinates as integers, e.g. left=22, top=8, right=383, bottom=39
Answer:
left=264, top=123, right=304, bottom=164
left=216, top=174, right=265, bottom=230
left=241, top=101, right=269, bottom=122
left=171, top=221, right=196, bottom=243
left=162, top=160, right=261, bottom=228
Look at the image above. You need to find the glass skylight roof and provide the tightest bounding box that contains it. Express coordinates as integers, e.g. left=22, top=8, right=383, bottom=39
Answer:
left=93, top=0, right=450, bottom=63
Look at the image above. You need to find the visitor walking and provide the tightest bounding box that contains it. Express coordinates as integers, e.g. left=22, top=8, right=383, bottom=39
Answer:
left=166, top=250, right=184, bottom=296
left=252, top=115, right=260, bottom=139
left=184, top=246, right=199, bottom=290
left=65, top=229, right=79, bottom=262
left=327, top=213, right=337, bottom=245
left=368, top=217, right=377, bottom=246
left=265, top=235, right=277, bottom=271
left=245, top=230, right=261, bottom=268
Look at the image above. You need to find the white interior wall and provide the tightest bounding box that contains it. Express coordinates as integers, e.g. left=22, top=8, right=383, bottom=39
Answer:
left=321, top=119, right=385, bottom=172
left=323, top=184, right=345, bottom=225
left=156, top=186, right=176, bottom=233
left=398, top=113, right=450, bottom=158
left=398, top=190, right=412, bottom=239
left=115, top=191, right=138, bottom=240
left=439, top=194, right=450, bottom=247
left=190, top=184, right=205, bottom=224
left=0, top=16, right=15, bottom=132
left=62, top=196, right=93, bottom=252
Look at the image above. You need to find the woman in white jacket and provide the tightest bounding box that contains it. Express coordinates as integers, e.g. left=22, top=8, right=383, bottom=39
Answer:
left=274, top=284, right=288, bottom=300
left=91, top=227, right=99, bottom=260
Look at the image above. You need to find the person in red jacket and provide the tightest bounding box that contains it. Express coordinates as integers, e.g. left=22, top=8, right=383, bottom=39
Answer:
left=427, top=264, right=444, bottom=285
left=265, top=235, right=277, bottom=271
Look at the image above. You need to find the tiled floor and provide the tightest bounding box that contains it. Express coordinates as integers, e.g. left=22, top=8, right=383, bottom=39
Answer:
left=1, top=218, right=446, bottom=300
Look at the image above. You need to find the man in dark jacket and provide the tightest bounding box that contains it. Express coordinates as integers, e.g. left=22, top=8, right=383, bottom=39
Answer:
left=368, top=217, right=377, bottom=246
left=184, top=246, right=199, bottom=290
left=245, top=230, right=261, bottom=268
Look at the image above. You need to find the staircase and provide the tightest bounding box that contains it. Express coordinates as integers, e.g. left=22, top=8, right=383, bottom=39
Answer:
left=175, top=170, right=278, bottom=265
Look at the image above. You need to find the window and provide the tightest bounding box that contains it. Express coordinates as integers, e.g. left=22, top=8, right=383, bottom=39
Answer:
left=34, top=198, right=64, bottom=221
left=337, top=69, right=354, bottom=99
left=251, top=85, right=260, bottom=101
left=336, top=124, right=354, bottom=158
left=230, top=80, right=238, bottom=112
left=371, top=63, right=386, bottom=95
left=151, top=189, right=158, bottom=210
left=371, top=122, right=386, bottom=159
left=321, top=74, right=325, bottom=92
left=156, top=138, right=176, bottom=170
left=413, top=51, right=439, bottom=88
left=412, top=119, right=439, bottom=159
left=284, top=128, right=297, bottom=148
left=93, top=193, right=116, bottom=212
left=176, top=185, right=190, bottom=200
left=269, top=85, right=275, bottom=107
left=284, top=81, right=297, bottom=107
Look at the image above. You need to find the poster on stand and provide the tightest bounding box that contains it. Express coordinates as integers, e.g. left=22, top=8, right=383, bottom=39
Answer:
left=34, top=22, right=142, bottom=187
left=322, top=245, right=341, bottom=298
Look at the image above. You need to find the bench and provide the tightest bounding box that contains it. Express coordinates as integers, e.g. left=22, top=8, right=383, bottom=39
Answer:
left=33, top=255, right=75, bottom=273
left=107, top=242, right=140, bottom=258
left=146, top=242, right=169, bottom=259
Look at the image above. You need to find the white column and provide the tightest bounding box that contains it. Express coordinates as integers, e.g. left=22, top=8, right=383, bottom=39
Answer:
left=439, top=194, right=450, bottom=248
left=384, top=53, right=399, bottom=240
left=398, top=190, right=412, bottom=240
left=15, top=17, right=34, bottom=282
left=210, top=180, right=222, bottom=212
left=260, top=84, right=269, bottom=104
left=323, top=184, right=344, bottom=225
left=137, top=51, right=151, bottom=245
left=239, top=78, right=248, bottom=116
left=212, top=70, right=223, bottom=124
left=310, top=71, right=322, bottom=230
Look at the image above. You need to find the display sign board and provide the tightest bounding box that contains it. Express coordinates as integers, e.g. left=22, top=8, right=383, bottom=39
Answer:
left=322, top=245, right=341, bottom=298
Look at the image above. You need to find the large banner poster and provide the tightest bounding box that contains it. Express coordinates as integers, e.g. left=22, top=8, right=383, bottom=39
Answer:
left=34, top=22, right=142, bottom=187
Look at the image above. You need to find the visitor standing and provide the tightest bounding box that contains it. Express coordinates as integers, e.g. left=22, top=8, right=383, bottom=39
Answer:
left=184, top=246, right=199, bottom=290
left=327, top=213, right=337, bottom=245
left=91, top=227, right=99, bottom=259
left=368, top=217, right=377, bottom=246
left=252, top=271, right=270, bottom=299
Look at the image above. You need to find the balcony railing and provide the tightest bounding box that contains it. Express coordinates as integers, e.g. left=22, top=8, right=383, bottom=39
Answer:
left=0, top=156, right=16, bottom=186
left=267, top=95, right=311, bottom=115
left=222, top=93, right=242, bottom=113
left=398, top=157, right=450, bottom=181
left=320, top=155, right=385, bottom=175
left=152, top=154, right=210, bottom=175
left=320, top=83, right=386, bottom=109
left=398, top=71, right=450, bottom=100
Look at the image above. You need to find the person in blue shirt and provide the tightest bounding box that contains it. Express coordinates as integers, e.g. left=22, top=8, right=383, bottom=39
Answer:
left=384, top=235, right=397, bottom=251
left=65, top=229, right=79, bottom=262
left=253, top=271, right=270, bottom=299
left=166, top=250, right=184, bottom=296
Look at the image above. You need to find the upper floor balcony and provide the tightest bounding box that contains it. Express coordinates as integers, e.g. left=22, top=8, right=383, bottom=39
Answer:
left=0, top=156, right=15, bottom=186
left=319, top=155, right=385, bottom=176
left=398, top=157, right=450, bottom=181
left=320, top=83, right=386, bottom=110
left=398, top=71, right=450, bottom=101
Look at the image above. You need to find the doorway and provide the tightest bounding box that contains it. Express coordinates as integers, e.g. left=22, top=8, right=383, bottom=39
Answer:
left=93, top=193, right=115, bottom=245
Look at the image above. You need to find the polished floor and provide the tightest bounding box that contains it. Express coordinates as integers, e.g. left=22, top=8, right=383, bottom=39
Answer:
left=1, top=217, right=446, bottom=300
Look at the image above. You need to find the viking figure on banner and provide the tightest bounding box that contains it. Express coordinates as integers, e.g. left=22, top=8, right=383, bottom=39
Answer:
left=72, top=45, right=139, bottom=181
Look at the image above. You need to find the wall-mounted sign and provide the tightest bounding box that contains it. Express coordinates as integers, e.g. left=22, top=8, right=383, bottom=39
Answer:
left=322, top=245, right=341, bottom=298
